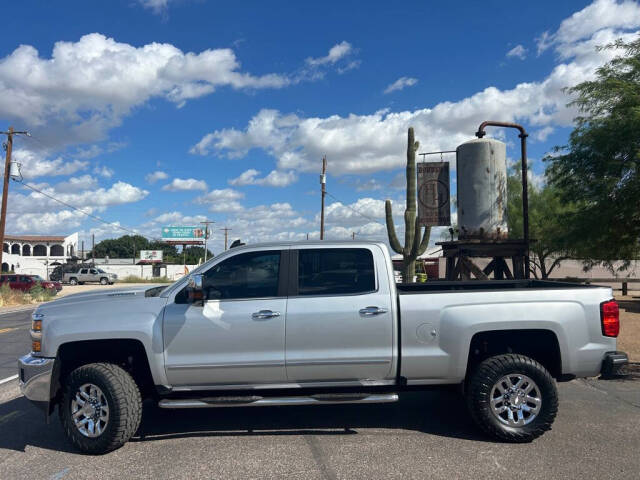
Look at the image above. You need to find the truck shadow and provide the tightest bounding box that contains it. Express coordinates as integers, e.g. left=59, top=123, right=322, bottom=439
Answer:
left=0, top=390, right=490, bottom=454
left=133, top=389, right=490, bottom=443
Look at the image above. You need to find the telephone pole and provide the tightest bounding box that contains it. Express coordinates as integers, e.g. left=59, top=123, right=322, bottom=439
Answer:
left=352, top=232, right=356, bottom=240
left=320, top=155, right=327, bottom=240
left=200, top=220, right=215, bottom=262
left=0, top=127, right=29, bottom=270
left=220, top=227, right=231, bottom=251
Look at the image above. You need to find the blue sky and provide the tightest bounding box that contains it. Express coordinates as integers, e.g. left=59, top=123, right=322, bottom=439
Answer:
left=0, top=0, right=639, bottom=253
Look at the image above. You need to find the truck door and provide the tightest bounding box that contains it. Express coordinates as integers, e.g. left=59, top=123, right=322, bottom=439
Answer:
left=163, top=249, right=288, bottom=387
left=78, top=269, right=88, bottom=282
left=285, top=247, right=394, bottom=383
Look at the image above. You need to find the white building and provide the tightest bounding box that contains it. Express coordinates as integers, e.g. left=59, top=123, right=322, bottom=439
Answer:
left=1, top=233, right=78, bottom=277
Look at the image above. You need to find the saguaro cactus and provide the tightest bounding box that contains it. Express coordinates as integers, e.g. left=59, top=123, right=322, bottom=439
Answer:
left=385, top=127, right=431, bottom=282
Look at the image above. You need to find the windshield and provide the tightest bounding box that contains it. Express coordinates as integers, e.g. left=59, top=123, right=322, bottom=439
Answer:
left=32, top=275, right=44, bottom=281
left=97, top=269, right=106, bottom=273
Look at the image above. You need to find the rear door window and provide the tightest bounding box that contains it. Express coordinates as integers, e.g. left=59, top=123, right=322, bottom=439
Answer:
left=297, top=248, right=375, bottom=296
left=80, top=269, right=88, bottom=274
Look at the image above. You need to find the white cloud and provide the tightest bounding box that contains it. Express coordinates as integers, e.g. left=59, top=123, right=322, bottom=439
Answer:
left=52, top=175, right=99, bottom=193
left=536, top=0, right=640, bottom=54
left=506, top=44, right=527, bottom=60
left=8, top=210, right=89, bottom=234
left=162, top=177, right=208, bottom=191
left=93, top=165, right=114, bottom=178
left=11, top=181, right=149, bottom=214
left=11, top=149, right=88, bottom=179
left=145, top=170, right=169, bottom=184
left=306, top=41, right=354, bottom=66
left=228, top=168, right=297, bottom=187
left=192, top=20, right=639, bottom=176
left=383, top=76, right=418, bottom=94
left=0, top=33, right=291, bottom=147
left=195, top=188, right=244, bottom=213
left=138, top=0, right=171, bottom=16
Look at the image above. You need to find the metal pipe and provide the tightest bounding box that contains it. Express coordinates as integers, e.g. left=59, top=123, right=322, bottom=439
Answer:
left=475, top=121, right=530, bottom=278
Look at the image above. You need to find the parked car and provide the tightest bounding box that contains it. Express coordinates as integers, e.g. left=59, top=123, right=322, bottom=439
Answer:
left=19, top=241, right=627, bottom=454
left=62, top=267, right=117, bottom=285
left=0, top=274, right=61, bottom=293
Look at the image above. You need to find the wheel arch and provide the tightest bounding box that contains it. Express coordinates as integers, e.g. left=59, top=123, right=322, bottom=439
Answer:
left=465, top=329, right=563, bottom=380
left=53, top=338, right=156, bottom=407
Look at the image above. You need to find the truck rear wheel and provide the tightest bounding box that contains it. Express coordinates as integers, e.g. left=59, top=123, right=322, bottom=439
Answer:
left=59, top=363, right=142, bottom=454
left=466, top=354, right=558, bottom=442
left=69, top=277, right=78, bottom=285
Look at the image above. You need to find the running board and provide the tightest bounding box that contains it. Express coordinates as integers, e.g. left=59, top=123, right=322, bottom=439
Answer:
left=158, top=393, right=399, bottom=409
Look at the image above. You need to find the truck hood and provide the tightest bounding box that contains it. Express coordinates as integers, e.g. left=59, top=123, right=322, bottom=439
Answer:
left=38, top=285, right=166, bottom=312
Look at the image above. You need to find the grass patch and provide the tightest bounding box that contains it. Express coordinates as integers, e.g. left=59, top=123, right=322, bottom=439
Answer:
left=117, top=275, right=173, bottom=283
left=0, top=282, right=56, bottom=307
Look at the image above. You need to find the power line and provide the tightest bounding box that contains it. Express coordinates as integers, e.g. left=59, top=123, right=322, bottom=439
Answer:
left=16, top=179, right=162, bottom=243
left=325, top=190, right=385, bottom=226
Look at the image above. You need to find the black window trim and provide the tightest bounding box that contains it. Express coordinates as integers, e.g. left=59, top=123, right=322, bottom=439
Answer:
left=289, top=247, right=378, bottom=298
left=188, top=248, right=289, bottom=304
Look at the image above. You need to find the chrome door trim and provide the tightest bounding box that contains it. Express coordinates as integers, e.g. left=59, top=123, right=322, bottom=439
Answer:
left=286, top=358, right=390, bottom=367
left=167, top=361, right=285, bottom=370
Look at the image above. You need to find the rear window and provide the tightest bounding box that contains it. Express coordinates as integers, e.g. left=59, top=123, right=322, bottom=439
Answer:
left=297, top=248, right=375, bottom=296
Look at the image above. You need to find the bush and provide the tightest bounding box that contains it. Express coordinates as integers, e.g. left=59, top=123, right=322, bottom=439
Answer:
left=29, top=283, right=56, bottom=303
left=118, top=275, right=173, bottom=284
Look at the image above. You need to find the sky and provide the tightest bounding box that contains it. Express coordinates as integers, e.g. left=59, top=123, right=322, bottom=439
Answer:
left=0, top=0, right=639, bottom=254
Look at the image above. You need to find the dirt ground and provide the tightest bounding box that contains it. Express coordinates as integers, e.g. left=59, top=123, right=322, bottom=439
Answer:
left=616, top=293, right=640, bottom=363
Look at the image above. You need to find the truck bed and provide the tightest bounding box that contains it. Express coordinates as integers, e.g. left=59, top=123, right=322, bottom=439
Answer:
left=397, top=279, right=599, bottom=294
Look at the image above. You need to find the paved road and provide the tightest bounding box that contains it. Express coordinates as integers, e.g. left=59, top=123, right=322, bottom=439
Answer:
left=0, top=375, right=638, bottom=480
left=0, top=307, right=33, bottom=380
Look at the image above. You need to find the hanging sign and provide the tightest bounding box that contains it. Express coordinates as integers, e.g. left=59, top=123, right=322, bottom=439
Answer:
left=417, top=162, right=451, bottom=226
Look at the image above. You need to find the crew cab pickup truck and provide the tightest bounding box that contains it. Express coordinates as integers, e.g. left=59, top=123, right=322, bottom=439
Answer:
left=18, top=241, right=628, bottom=454
left=63, top=267, right=117, bottom=285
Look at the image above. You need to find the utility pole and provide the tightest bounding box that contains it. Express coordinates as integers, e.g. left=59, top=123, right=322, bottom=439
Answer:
left=220, top=227, right=231, bottom=251
left=352, top=232, right=356, bottom=240
left=320, top=155, right=327, bottom=240
left=91, top=234, right=95, bottom=265
left=200, top=220, right=215, bottom=262
left=0, top=127, right=28, bottom=270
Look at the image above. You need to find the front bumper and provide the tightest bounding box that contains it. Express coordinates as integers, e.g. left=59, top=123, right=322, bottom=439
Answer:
left=18, top=354, right=55, bottom=413
left=601, top=351, right=629, bottom=377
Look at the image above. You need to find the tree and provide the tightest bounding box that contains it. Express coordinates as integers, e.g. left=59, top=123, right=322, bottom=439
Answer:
left=507, top=174, right=574, bottom=279
left=91, top=235, right=180, bottom=262
left=385, top=127, right=431, bottom=282
left=545, top=36, right=640, bottom=265
left=181, top=246, right=214, bottom=265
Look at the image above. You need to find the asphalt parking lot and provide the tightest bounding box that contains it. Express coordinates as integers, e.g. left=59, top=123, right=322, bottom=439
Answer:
left=1, top=309, right=639, bottom=480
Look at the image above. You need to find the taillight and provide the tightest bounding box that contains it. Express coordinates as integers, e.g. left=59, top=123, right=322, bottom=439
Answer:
left=600, top=300, right=620, bottom=337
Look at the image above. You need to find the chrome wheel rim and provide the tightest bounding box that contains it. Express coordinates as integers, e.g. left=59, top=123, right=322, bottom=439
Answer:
left=489, top=374, right=541, bottom=427
left=70, top=383, right=109, bottom=438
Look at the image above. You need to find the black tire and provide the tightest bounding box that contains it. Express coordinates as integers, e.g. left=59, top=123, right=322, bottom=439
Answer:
left=59, top=363, right=142, bottom=454
left=69, top=277, right=78, bottom=285
left=466, top=354, right=558, bottom=443
left=100, top=277, right=108, bottom=285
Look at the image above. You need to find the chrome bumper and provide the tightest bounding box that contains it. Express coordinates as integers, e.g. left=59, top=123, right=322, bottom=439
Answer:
left=18, top=354, right=55, bottom=412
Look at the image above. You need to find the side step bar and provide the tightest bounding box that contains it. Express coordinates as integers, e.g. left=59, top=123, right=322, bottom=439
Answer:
left=158, top=393, right=399, bottom=409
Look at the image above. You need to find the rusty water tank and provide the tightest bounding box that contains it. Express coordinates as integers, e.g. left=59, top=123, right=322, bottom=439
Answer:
left=456, top=137, right=508, bottom=240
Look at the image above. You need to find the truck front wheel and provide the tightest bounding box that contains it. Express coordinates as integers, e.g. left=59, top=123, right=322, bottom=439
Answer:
left=59, top=363, right=142, bottom=454
left=466, top=354, right=558, bottom=442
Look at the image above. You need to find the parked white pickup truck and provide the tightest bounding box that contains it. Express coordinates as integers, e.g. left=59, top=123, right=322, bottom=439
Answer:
left=19, top=241, right=627, bottom=454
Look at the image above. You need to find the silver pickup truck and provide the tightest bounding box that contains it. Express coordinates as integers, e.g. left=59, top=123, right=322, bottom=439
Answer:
left=18, top=241, right=627, bottom=454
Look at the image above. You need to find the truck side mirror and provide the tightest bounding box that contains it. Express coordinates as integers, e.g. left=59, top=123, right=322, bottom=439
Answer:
left=187, top=273, right=205, bottom=306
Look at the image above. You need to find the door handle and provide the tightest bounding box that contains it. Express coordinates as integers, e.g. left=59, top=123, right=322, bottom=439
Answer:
left=252, top=310, right=281, bottom=320
left=359, top=306, right=388, bottom=316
